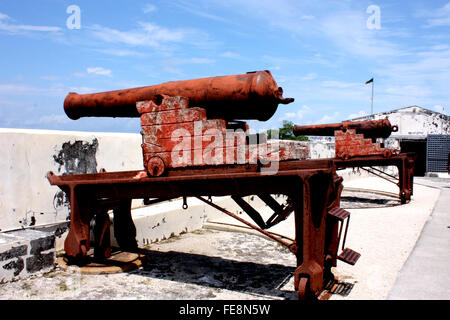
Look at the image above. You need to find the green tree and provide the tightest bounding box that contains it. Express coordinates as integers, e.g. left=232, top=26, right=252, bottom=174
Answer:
left=267, top=120, right=309, bottom=141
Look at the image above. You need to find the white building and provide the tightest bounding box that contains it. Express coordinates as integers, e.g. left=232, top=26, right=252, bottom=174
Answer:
left=347, top=106, right=449, bottom=175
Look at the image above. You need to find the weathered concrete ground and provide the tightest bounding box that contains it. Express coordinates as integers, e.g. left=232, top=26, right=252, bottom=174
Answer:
left=0, top=230, right=299, bottom=300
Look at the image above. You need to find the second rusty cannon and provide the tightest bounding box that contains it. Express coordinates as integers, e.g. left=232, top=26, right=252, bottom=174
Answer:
left=294, top=119, right=399, bottom=159
left=294, top=119, right=415, bottom=203
left=293, top=119, right=398, bottom=140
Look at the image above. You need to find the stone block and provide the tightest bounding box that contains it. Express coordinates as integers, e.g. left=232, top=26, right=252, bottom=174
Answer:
left=0, top=229, right=56, bottom=283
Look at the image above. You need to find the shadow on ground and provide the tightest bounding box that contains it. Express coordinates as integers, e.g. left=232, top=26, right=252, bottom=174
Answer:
left=135, top=248, right=297, bottom=299
left=340, top=190, right=400, bottom=209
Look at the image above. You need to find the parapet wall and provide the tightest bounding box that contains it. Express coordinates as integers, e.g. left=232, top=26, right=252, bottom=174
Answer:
left=0, top=128, right=144, bottom=232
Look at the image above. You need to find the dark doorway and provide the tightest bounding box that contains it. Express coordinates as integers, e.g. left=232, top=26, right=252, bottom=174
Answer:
left=426, top=135, right=450, bottom=174
left=400, top=139, right=426, bottom=176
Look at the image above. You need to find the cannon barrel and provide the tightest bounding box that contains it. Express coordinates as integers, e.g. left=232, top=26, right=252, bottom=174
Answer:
left=293, top=119, right=398, bottom=139
left=64, top=70, right=294, bottom=121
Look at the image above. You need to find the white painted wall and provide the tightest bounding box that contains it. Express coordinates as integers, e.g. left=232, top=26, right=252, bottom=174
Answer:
left=390, top=107, right=449, bottom=137
left=309, top=140, right=335, bottom=159
left=0, top=128, right=144, bottom=232
left=349, top=106, right=449, bottom=138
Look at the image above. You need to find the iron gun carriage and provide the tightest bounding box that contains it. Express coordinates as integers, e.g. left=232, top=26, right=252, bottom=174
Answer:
left=47, top=71, right=375, bottom=299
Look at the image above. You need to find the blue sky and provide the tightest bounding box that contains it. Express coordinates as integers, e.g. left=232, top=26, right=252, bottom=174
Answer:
left=0, top=0, right=449, bottom=133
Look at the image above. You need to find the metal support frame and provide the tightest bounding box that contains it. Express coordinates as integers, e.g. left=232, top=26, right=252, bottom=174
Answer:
left=47, top=159, right=352, bottom=299
left=334, top=153, right=416, bottom=204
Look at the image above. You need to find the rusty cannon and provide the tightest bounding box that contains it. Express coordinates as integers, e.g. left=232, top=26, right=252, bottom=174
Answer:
left=64, top=70, right=294, bottom=121
left=64, top=71, right=298, bottom=176
left=293, top=119, right=398, bottom=140
left=294, top=119, right=415, bottom=204
left=293, top=119, right=399, bottom=159
left=47, top=71, right=362, bottom=300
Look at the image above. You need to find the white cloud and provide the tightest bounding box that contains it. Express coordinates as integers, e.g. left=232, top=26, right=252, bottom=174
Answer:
left=299, top=73, right=317, bottom=81
left=160, top=57, right=215, bottom=75
left=427, top=16, right=450, bottom=27
left=172, top=1, right=236, bottom=25
left=86, top=67, right=112, bottom=76
left=88, top=21, right=212, bottom=49
left=283, top=112, right=297, bottom=118
left=40, top=75, right=61, bottom=81
left=0, top=83, right=65, bottom=96
left=347, top=110, right=368, bottom=119
left=143, top=4, right=157, bottom=13
left=282, top=104, right=314, bottom=121
left=3, top=24, right=61, bottom=32
left=25, top=114, right=71, bottom=125
left=0, top=12, right=11, bottom=20
left=73, top=67, right=113, bottom=78
left=220, top=51, right=241, bottom=59
left=139, top=22, right=185, bottom=42
left=314, top=112, right=339, bottom=124
left=300, top=15, right=314, bottom=20
left=318, top=11, right=405, bottom=59
left=162, top=57, right=215, bottom=66
left=0, top=82, right=100, bottom=98
left=296, top=105, right=313, bottom=119
left=430, top=44, right=450, bottom=51
left=218, top=0, right=300, bottom=24
left=424, top=3, right=450, bottom=27
left=188, top=58, right=215, bottom=64
left=227, top=4, right=404, bottom=59
left=94, top=48, right=146, bottom=57
left=161, top=65, right=185, bottom=76
left=374, top=48, right=450, bottom=106
left=68, top=86, right=100, bottom=94
left=385, top=85, right=432, bottom=97
left=321, top=80, right=360, bottom=89
left=89, top=24, right=179, bottom=47
left=0, top=12, right=61, bottom=34
left=433, top=105, right=445, bottom=114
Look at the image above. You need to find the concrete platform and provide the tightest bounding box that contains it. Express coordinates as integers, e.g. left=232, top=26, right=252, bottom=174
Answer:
left=388, top=177, right=450, bottom=300
left=206, top=176, right=443, bottom=300
left=325, top=176, right=441, bottom=299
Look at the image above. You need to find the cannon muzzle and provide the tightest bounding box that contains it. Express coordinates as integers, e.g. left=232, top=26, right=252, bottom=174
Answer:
left=64, top=70, right=293, bottom=122
left=293, top=119, right=398, bottom=139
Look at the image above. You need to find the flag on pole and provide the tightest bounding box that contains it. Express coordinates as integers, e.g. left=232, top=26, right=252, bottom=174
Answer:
left=365, top=78, right=373, bottom=84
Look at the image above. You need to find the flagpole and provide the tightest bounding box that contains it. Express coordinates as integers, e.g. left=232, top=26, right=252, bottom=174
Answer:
left=366, top=77, right=374, bottom=114
left=371, top=80, right=374, bottom=114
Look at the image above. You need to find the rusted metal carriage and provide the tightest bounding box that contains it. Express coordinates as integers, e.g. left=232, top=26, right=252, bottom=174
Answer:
left=48, top=71, right=367, bottom=299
